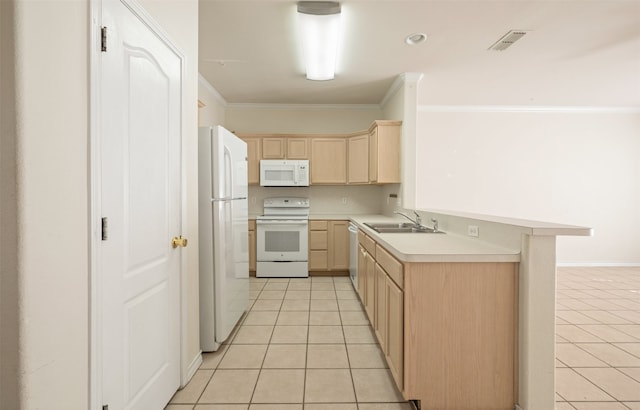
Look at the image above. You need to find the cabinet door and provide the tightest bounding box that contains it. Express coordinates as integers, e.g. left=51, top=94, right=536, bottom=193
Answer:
left=368, top=128, right=378, bottom=183
left=357, top=244, right=367, bottom=302
left=328, top=220, right=349, bottom=270
left=374, top=263, right=387, bottom=351
left=376, top=124, right=401, bottom=183
left=364, top=252, right=376, bottom=324
left=248, top=229, right=256, bottom=272
left=311, top=138, right=347, bottom=184
left=287, top=138, right=309, bottom=159
left=243, top=138, right=261, bottom=185
left=348, top=133, right=368, bottom=183
left=309, top=230, right=328, bottom=250
left=386, top=275, right=403, bottom=390
left=262, top=137, right=285, bottom=159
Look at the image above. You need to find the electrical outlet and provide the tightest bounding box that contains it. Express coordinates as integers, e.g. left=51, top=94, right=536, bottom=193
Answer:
left=468, top=225, right=479, bottom=237
left=341, top=197, right=348, bottom=205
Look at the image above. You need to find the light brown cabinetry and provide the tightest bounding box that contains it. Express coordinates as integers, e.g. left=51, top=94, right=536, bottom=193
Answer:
left=262, top=138, right=286, bottom=159
left=348, top=133, right=369, bottom=183
left=309, top=220, right=328, bottom=271
left=374, top=263, right=387, bottom=352
left=238, top=121, right=400, bottom=186
left=328, top=220, right=349, bottom=270
left=286, top=138, right=309, bottom=159
left=369, top=121, right=401, bottom=184
left=260, top=137, right=310, bottom=160
left=385, top=274, right=404, bottom=390
left=355, top=229, right=518, bottom=409
left=243, top=138, right=261, bottom=185
left=310, top=138, right=347, bottom=184
left=309, top=220, right=349, bottom=272
left=248, top=220, right=256, bottom=273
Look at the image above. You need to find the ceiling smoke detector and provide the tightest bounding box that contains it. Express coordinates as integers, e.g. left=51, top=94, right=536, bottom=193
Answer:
left=488, top=30, right=528, bottom=51
left=405, top=33, right=427, bottom=45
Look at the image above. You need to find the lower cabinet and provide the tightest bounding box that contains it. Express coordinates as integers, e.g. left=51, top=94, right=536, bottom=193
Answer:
left=355, top=228, right=518, bottom=410
left=385, top=274, right=403, bottom=390
left=309, top=219, right=349, bottom=273
left=357, top=231, right=403, bottom=390
left=374, top=263, right=387, bottom=353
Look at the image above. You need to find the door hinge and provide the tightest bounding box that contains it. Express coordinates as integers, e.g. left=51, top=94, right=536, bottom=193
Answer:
left=101, top=26, right=107, bottom=52
left=101, top=217, right=108, bottom=240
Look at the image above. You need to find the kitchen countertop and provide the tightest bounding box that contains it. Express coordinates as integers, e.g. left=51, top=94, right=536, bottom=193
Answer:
left=350, top=214, right=521, bottom=263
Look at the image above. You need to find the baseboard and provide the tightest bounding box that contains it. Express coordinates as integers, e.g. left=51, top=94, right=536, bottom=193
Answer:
left=184, top=351, right=203, bottom=387
left=557, top=262, right=640, bottom=267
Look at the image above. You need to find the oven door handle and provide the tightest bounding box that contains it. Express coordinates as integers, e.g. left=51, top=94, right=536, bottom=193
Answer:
left=256, top=220, right=309, bottom=225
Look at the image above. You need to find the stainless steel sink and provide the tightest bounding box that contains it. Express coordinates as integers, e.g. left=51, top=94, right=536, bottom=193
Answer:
left=363, top=222, right=444, bottom=234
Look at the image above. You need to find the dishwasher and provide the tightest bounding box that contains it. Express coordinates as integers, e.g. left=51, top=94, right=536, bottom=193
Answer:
left=348, top=222, right=358, bottom=289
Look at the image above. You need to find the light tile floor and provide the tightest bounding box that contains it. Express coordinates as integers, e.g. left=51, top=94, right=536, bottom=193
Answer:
left=168, top=267, right=640, bottom=410
left=556, top=266, right=640, bottom=410
left=167, top=275, right=411, bottom=410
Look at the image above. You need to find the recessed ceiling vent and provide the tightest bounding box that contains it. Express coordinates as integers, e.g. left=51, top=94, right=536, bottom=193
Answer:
left=488, top=30, right=528, bottom=51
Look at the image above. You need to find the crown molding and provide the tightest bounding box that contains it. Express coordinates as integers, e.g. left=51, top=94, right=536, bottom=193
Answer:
left=417, top=105, right=640, bottom=113
left=225, top=103, right=380, bottom=111
left=379, top=72, right=424, bottom=109
left=198, top=74, right=227, bottom=107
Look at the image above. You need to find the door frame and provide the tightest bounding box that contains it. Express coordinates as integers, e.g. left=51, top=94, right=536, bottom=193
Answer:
left=88, top=0, right=189, bottom=408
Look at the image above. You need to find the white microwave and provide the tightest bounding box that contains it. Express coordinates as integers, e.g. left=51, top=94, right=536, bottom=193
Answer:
left=260, top=160, right=310, bottom=187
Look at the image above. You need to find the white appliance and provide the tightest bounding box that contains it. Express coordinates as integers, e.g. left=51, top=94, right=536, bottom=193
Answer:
left=260, top=159, right=309, bottom=187
left=348, top=222, right=358, bottom=289
left=198, top=126, right=249, bottom=352
left=256, top=197, right=310, bottom=277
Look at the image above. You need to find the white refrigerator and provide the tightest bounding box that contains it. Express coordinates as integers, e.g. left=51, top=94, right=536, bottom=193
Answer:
left=198, top=125, right=249, bottom=352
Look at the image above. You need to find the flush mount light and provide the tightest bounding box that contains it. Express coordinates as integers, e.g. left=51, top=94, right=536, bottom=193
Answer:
left=297, top=1, right=342, bottom=81
left=405, top=32, right=427, bottom=45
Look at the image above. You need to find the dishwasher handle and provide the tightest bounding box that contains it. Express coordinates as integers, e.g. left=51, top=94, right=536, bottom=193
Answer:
left=348, top=223, right=359, bottom=234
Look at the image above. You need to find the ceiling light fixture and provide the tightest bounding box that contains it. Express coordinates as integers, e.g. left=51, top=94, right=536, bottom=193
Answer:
left=297, top=1, right=341, bottom=81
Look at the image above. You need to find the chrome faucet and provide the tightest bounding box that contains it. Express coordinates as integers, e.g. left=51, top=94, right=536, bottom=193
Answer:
left=394, top=210, right=423, bottom=228
left=431, top=218, right=439, bottom=232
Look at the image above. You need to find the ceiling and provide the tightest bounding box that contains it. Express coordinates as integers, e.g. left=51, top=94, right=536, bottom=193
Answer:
left=199, top=0, right=640, bottom=106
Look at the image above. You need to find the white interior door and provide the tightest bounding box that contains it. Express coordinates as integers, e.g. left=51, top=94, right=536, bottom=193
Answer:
left=100, top=0, right=182, bottom=408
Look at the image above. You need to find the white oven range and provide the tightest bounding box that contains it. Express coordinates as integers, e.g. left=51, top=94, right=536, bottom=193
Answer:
left=256, top=197, right=309, bottom=278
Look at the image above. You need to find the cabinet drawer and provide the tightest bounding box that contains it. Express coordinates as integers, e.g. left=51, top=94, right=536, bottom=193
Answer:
left=309, top=220, right=328, bottom=230
left=309, top=231, right=328, bottom=250
left=376, top=244, right=403, bottom=289
left=249, top=219, right=256, bottom=230
left=309, top=250, right=328, bottom=270
left=358, top=231, right=376, bottom=256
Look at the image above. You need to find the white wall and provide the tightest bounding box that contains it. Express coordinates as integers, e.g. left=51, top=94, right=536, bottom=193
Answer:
left=416, top=109, right=640, bottom=264
left=2, top=0, right=200, bottom=407
left=9, top=1, right=89, bottom=408
left=198, top=74, right=226, bottom=127
left=225, top=105, right=382, bottom=134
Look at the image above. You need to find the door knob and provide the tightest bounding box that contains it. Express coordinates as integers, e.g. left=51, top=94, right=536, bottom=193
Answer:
left=172, top=235, right=188, bottom=248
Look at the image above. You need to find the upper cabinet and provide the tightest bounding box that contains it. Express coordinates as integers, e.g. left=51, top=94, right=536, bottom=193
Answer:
left=286, top=138, right=309, bottom=159
left=237, top=120, right=401, bottom=186
left=348, top=133, right=369, bottom=184
left=262, top=138, right=286, bottom=159
left=243, top=137, right=262, bottom=185
left=369, top=121, right=401, bottom=184
left=311, top=138, right=347, bottom=184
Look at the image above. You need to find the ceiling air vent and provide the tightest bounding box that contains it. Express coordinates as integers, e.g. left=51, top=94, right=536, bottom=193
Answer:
left=488, top=30, right=528, bottom=51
